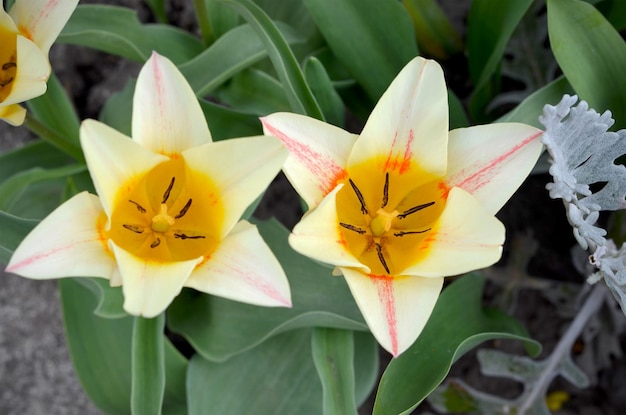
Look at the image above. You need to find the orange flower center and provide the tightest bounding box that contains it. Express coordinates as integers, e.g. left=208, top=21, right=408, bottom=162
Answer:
left=0, top=26, right=17, bottom=103
left=107, top=158, right=223, bottom=262
left=336, top=163, right=446, bottom=275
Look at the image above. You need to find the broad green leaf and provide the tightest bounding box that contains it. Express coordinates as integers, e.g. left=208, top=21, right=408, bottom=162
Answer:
left=100, top=77, right=135, bottom=136
left=198, top=0, right=240, bottom=44
left=304, top=0, right=418, bottom=102
left=0, top=211, right=36, bottom=264
left=0, top=140, right=70, bottom=183
left=467, top=0, right=534, bottom=121
left=353, top=331, right=379, bottom=406
left=497, top=76, right=574, bottom=127
left=59, top=278, right=188, bottom=415
left=402, top=0, right=463, bottom=59
left=448, top=90, right=469, bottom=130
left=223, top=0, right=324, bottom=119
left=167, top=219, right=366, bottom=362
left=373, top=274, right=541, bottom=415
left=74, top=278, right=126, bottom=319
left=27, top=73, right=80, bottom=148
left=312, top=329, right=358, bottom=415
left=0, top=164, right=85, bottom=211
left=304, top=57, right=345, bottom=127
left=58, top=5, right=202, bottom=64
left=4, top=180, right=66, bottom=220
left=132, top=315, right=166, bottom=415
left=187, top=329, right=322, bottom=415
left=596, top=0, right=626, bottom=30
left=179, top=22, right=304, bottom=96
left=144, top=0, right=167, bottom=23
left=548, top=0, right=626, bottom=128
left=215, top=69, right=290, bottom=115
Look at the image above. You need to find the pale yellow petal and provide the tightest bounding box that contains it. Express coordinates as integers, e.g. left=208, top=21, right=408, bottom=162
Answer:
left=0, top=103, right=26, bottom=125
left=402, top=187, right=504, bottom=277
left=0, top=7, right=17, bottom=31
left=182, top=135, right=287, bottom=237
left=6, top=192, right=116, bottom=280
left=348, top=57, right=448, bottom=186
left=132, top=52, right=211, bottom=155
left=9, top=0, right=78, bottom=55
left=261, top=112, right=355, bottom=209
left=341, top=268, right=443, bottom=357
left=186, top=221, right=291, bottom=307
left=445, top=123, right=543, bottom=214
left=2, top=36, right=48, bottom=106
left=289, top=184, right=368, bottom=272
left=80, top=119, right=169, bottom=218
left=110, top=241, right=201, bottom=317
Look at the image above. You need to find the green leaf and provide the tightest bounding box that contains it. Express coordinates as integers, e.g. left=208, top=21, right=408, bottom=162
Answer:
left=353, top=332, right=379, bottom=406
left=100, top=78, right=135, bottom=136
left=373, top=274, right=541, bottom=415
left=187, top=329, right=322, bottom=415
left=467, top=0, right=534, bottom=121
left=497, top=76, right=574, bottom=127
left=304, top=57, right=345, bottom=127
left=448, top=89, right=469, bottom=130
left=199, top=99, right=263, bottom=140
left=167, top=219, right=366, bottom=362
left=312, top=329, right=358, bottom=415
left=179, top=22, right=304, bottom=96
left=59, top=278, right=188, bottom=415
left=0, top=140, right=70, bottom=183
left=73, top=278, right=127, bottom=319
left=215, top=69, right=290, bottom=115
left=223, top=0, right=324, bottom=119
left=0, top=211, right=37, bottom=264
left=304, top=0, right=418, bottom=102
left=402, top=0, right=463, bottom=59
left=548, top=0, right=626, bottom=128
left=0, top=164, right=85, bottom=212
left=132, top=315, right=166, bottom=415
left=58, top=5, right=202, bottom=64
left=144, top=0, right=167, bottom=23
left=198, top=0, right=240, bottom=44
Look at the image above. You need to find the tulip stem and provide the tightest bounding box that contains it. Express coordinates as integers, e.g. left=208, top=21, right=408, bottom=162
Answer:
left=193, top=0, right=214, bottom=46
left=22, top=113, right=84, bottom=162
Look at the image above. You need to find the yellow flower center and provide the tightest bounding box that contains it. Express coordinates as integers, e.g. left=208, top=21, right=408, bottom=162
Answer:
left=107, top=158, right=223, bottom=262
left=336, top=162, right=446, bottom=276
left=0, top=26, right=17, bottom=103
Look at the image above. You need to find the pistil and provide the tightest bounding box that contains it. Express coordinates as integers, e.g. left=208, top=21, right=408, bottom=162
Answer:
left=151, top=203, right=175, bottom=233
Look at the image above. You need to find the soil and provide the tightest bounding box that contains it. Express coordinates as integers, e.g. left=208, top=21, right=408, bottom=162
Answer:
left=2, top=1, right=625, bottom=414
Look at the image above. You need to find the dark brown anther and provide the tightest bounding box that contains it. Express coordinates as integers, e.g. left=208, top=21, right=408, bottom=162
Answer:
left=349, top=178, right=368, bottom=215
left=397, top=201, right=435, bottom=219
left=0, top=77, right=13, bottom=87
left=382, top=172, right=389, bottom=208
left=2, top=62, right=16, bottom=70
left=150, top=238, right=161, bottom=248
left=394, top=228, right=431, bottom=237
left=129, top=200, right=146, bottom=213
left=123, top=224, right=144, bottom=234
left=175, top=199, right=192, bottom=219
left=375, top=243, right=390, bottom=274
left=339, top=222, right=366, bottom=234
left=174, top=233, right=206, bottom=240
left=162, top=177, right=175, bottom=204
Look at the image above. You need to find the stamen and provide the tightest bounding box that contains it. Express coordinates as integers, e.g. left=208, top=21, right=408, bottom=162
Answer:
left=162, top=177, right=175, bottom=204
left=394, top=228, right=431, bottom=237
left=0, top=77, right=13, bottom=87
left=129, top=200, right=146, bottom=213
left=397, top=201, right=435, bottom=219
left=375, top=242, right=390, bottom=274
left=349, top=179, right=368, bottom=215
left=2, top=62, right=16, bottom=70
left=150, top=238, right=161, bottom=248
left=382, top=172, right=389, bottom=208
left=175, top=199, right=192, bottom=219
left=123, top=224, right=144, bottom=234
left=339, top=222, right=366, bottom=234
left=174, top=233, right=206, bottom=240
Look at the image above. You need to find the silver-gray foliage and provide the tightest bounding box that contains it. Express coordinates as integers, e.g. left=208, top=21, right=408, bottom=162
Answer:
left=541, top=95, right=626, bottom=316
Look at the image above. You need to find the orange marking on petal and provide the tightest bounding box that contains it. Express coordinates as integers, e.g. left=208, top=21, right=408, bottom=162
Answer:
left=382, top=129, right=414, bottom=175
left=19, top=0, right=60, bottom=40
left=369, top=274, right=398, bottom=356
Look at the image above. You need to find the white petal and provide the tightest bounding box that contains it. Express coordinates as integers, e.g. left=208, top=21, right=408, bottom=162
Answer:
left=110, top=241, right=201, bottom=318
left=348, top=57, right=448, bottom=185
left=182, top=135, right=287, bottom=237
left=341, top=268, right=443, bottom=357
left=6, top=192, right=117, bottom=280
left=261, top=112, right=356, bottom=209
left=9, top=0, right=78, bottom=55
left=185, top=221, right=291, bottom=307
left=80, top=119, right=168, bottom=218
left=2, top=36, right=49, bottom=106
left=0, top=103, right=26, bottom=126
left=289, top=184, right=368, bottom=271
left=403, top=187, right=504, bottom=277
left=132, top=52, right=211, bottom=155
left=445, top=123, right=543, bottom=214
